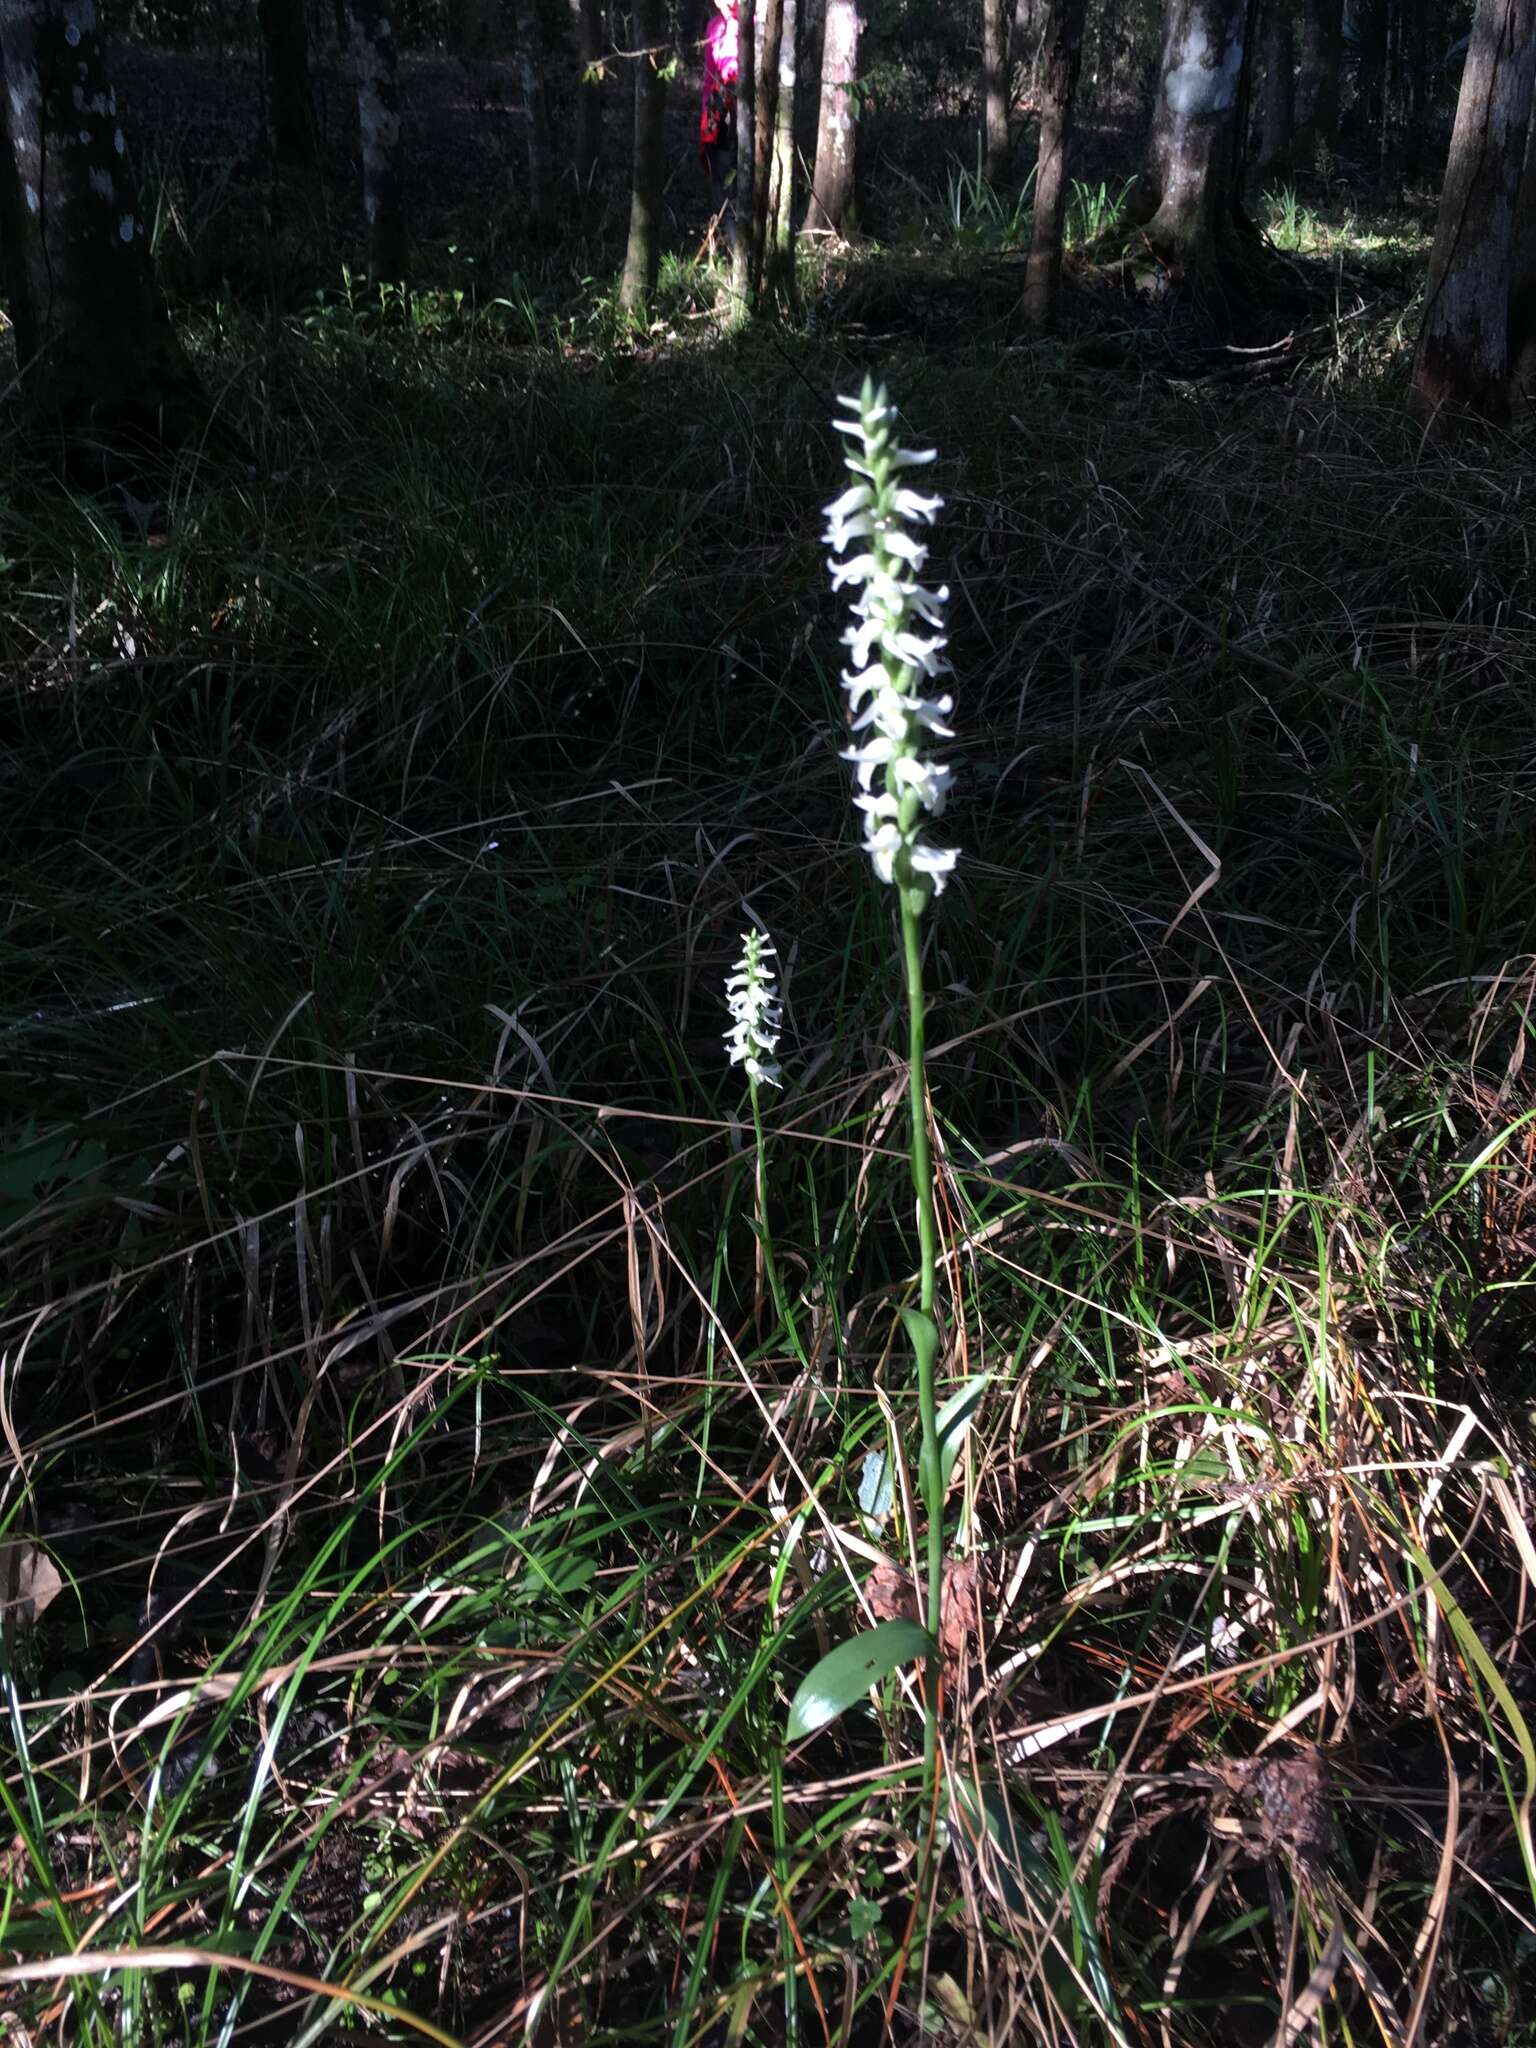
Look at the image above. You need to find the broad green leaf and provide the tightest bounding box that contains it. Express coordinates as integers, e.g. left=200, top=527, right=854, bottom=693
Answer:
left=898, top=1306, right=940, bottom=1382
left=857, top=1448, right=893, bottom=1526
left=952, top=1776, right=1043, bottom=1917
left=786, top=1619, right=932, bottom=1741
left=936, top=1371, right=990, bottom=1494
left=928, top=1975, right=975, bottom=2028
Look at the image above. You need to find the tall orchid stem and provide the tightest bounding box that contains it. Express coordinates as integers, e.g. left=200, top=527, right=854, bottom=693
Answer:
left=899, top=892, right=943, bottom=1804
left=749, top=1079, right=809, bottom=1372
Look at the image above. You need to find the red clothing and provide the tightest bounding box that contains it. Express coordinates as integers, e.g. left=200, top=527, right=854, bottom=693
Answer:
left=700, top=7, right=740, bottom=156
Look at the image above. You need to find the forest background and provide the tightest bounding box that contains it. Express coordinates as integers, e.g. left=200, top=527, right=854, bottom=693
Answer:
left=4, top=1, right=1536, bottom=2045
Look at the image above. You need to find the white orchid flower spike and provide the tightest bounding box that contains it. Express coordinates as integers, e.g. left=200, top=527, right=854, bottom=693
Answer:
left=822, top=378, right=957, bottom=909
left=724, top=929, right=783, bottom=1089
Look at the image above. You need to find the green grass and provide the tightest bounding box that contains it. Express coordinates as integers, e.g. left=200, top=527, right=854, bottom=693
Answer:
left=1261, top=179, right=1434, bottom=276
left=2, top=166, right=1536, bottom=2047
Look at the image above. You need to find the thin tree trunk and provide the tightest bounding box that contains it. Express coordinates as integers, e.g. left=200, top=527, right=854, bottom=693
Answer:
left=1412, top=0, right=1536, bottom=426
left=751, top=0, right=783, bottom=288
left=457, top=0, right=495, bottom=58
left=1010, top=0, right=1038, bottom=93
left=1294, top=0, right=1341, bottom=163
left=260, top=0, right=319, bottom=174
left=1256, top=0, right=1294, bottom=176
left=0, top=0, right=201, bottom=439
left=1355, top=0, right=1388, bottom=148
left=1134, top=0, right=1250, bottom=275
left=730, top=0, right=756, bottom=307
left=1021, top=0, right=1083, bottom=327
left=1511, top=123, right=1536, bottom=408
left=521, top=19, right=554, bottom=238
left=766, top=0, right=798, bottom=300
left=802, top=0, right=856, bottom=234
left=571, top=0, right=603, bottom=192
left=618, top=0, right=665, bottom=311
left=981, top=0, right=1008, bottom=180
left=457, top=0, right=497, bottom=106
left=1402, top=0, right=1428, bottom=176
left=348, top=0, right=406, bottom=281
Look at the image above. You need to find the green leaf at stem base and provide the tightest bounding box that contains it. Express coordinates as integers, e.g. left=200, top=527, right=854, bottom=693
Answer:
left=785, top=1619, right=934, bottom=1741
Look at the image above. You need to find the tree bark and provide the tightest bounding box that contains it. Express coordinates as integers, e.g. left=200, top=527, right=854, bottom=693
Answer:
left=730, top=0, right=756, bottom=307
left=1010, top=0, right=1038, bottom=92
left=1255, top=0, right=1294, bottom=177
left=618, top=0, right=665, bottom=312
left=1294, top=0, right=1341, bottom=163
left=0, top=0, right=201, bottom=440
left=751, top=0, right=783, bottom=291
left=1021, top=0, right=1083, bottom=327
left=981, top=0, right=1008, bottom=180
left=571, top=0, right=603, bottom=192
left=1134, top=0, right=1250, bottom=275
left=1511, top=122, right=1536, bottom=408
left=1402, top=0, right=1428, bottom=176
left=521, top=32, right=554, bottom=238
left=348, top=0, right=407, bottom=281
left=259, top=0, right=319, bottom=175
left=1411, top=0, right=1536, bottom=426
left=802, top=0, right=857, bottom=234
left=766, top=0, right=798, bottom=299
left=1354, top=0, right=1388, bottom=149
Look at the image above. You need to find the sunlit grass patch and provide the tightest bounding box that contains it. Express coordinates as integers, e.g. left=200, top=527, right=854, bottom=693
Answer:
left=1261, top=180, right=1433, bottom=275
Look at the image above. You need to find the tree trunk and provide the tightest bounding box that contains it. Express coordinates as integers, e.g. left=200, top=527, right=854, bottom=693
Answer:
left=260, top=0, right=319, bottom=175
left=348, top=0, right=407, bottom=281
left=1353, top=0, right=1388, bottom=155
left=1511, top=124, right=1536, bottom=408
left=1021, top=0, right=1083, bottom=327
left=1010, top=0, right=1038, bottom=92
left=456, top=0, right=496, bottom=60
left=521, top=34, right=554, bottom=238
left=571, top=0, right=603, bottom=192
left=802, top=0, right=857, bottom=234
left=766, top=0, right=799, bottom=299
left=730, top=0, right=756, bottom=307
left=1294, top=0, right=1341, bottom=163
left=751, top=0, right=783, bottom=290
left=1402, top=0, right=1428, bottom=177
left=0, top=0, right=201, bottom=440
left=1134, top=0, right=1250, bottom=275
left=1256, top=0, right=1294, bottom=177
left=618, top=0, right=665, bottom=312
left=1411, top=0, right=1536, bottom=426
left=981, top=0, right=1008, bottom=180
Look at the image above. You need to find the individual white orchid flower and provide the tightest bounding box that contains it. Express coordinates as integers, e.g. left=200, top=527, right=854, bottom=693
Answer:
left=723, top=929, right=783, bottom=1089
left=822, top=378, right=957, bottom=907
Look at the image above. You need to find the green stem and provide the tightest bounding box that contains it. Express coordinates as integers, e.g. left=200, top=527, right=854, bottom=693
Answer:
left=749, top=1080, right=810, bottom=1371
left=770, top=1743, right=798, bottom=2044
left=899, top=893, right=943, bottom=1802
